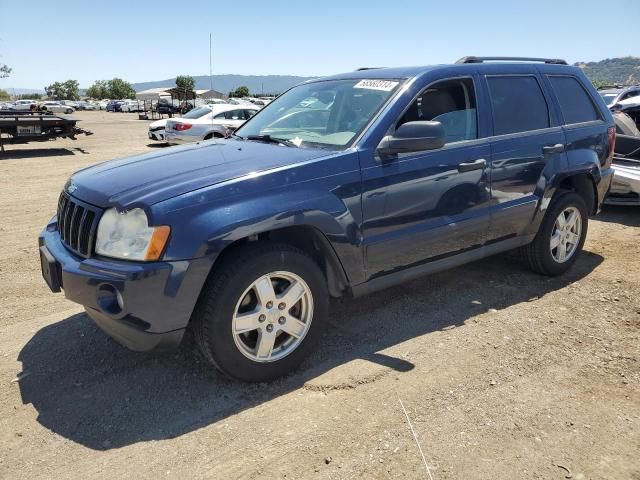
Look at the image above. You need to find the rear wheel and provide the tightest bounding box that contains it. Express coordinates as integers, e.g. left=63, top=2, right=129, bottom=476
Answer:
left=193, top=243, right=328, bottom=382
left=520, top=192, right=588, bottom=275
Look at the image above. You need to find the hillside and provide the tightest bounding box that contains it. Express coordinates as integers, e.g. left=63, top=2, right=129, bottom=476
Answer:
left=575, top=56, right=640, bottom=85
left=131, top=74, right=315, bottom=95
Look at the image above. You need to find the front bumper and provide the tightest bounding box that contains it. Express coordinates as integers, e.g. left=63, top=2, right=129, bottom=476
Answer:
left=148, top=129, right=166, bottom=141
left=38, top=219, right=213, bottom=351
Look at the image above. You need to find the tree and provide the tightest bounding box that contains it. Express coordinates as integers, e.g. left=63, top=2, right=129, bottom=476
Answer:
left=0, top=89, right=10, bottom=100
left=175, top=75, right=195, bottom=100
left=107, top=78, right=136, bottom=99
left=0, top=64, right=10, bottom=79
left=232, top=86, right=249, bottom=98
left=86, top=80, right=109, bottom=99
left=45, top=80, right=79, bottom=100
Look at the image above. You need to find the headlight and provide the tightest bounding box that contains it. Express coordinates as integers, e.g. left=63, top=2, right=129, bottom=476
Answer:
left=95, top=208, right=170, bottom=261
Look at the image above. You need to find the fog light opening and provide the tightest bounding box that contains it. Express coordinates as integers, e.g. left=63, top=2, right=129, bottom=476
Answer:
left=97, top=284, right=124, bottom=315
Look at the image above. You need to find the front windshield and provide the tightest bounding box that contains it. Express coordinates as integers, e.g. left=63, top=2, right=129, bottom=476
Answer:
left=181, top=106, right=212, bottom=119
left=236, top=78, right=403, bottom=149
left=600, top=93, right=618, bottom=106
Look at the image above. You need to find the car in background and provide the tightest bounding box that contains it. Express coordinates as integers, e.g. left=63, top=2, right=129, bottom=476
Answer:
left=205, top=98, right=228, bottom=105
left=12, top=99, right=38, bottom=111
left=598, top=85, right=640, bottom=108
left=226, top=97, right=255, bottom=106
left=106, top=100, right=125, bottom=112
left=155, top=98, right=181, bottom=115
left=165, top=104, right=259, bottom=144
left=148, top=105, right=217, bottom=142
left=41, top=101, right=75, bottom=114
left=60, top=100, right=79, bottom=109
left=75, top=101, right=96, bottom=111
left=120, top=100, right=145, bottom=112
left=98, top=100, right=110, bottom=110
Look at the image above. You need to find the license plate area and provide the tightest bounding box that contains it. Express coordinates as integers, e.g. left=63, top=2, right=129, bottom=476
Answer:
left=40, top=246, right=62, bottom=292
left=17, top=125, right=42, bottom=136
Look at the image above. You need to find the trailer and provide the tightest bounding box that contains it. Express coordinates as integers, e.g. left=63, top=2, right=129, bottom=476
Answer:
left=0, top=111, right=93, bottom=152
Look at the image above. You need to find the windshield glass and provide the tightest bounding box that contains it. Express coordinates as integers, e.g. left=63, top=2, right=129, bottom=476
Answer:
left=599, top=93, right=618, bottom=106
left=181, top=106, right=212, bottom=119
left=236, top=78, right=403, bottom=149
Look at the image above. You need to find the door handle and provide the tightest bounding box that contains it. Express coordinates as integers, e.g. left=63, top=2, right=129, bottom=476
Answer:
left=543, top=143, right=565, bottom=154
left=458, top=158, right=487, bottom=173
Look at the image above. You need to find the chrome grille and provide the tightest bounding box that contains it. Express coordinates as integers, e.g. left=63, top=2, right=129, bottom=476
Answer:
left=57, top=191, right=100, bottom=257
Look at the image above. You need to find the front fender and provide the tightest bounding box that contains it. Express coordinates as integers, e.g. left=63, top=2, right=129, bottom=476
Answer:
left=154, top=154, right=365, bottom=284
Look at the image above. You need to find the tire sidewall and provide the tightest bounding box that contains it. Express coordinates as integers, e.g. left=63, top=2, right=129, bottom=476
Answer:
left=201, top=247, right=328, bottom=382
left=537, top=192, right=588, bottom=275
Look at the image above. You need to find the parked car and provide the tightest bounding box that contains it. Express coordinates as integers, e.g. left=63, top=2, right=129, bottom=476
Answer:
left=598, top=84, right=640, bottom=108
left=75, top=101, right=96, bottom=111
left=148, top=106, right=216, bottom=142
left=60, top=100, right=79, bottom=109
left=41, top=101, right=75, bottom=114
left=98, top=100, right=110, bottom=110
left=12, top=99, right=38, bottom=111
left=165, top=104, right=259, bottom=144
left=205, top=98, right=228, bottom=105
left=120, top=100, right=145, bottom=113
left=106, top=100, right=125, bottom=112
left=39, top=56, right=615, bottom=382
left=155, top=99, right=181, bottom=115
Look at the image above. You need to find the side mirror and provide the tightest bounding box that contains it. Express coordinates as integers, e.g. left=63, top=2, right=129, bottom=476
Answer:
left=378, top=121, right=445, bottom=156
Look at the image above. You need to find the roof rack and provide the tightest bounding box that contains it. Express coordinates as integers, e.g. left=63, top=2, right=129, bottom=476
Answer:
left=455, top=56, right=568, bottom=65
left=356, top=67, right=384, bottom=71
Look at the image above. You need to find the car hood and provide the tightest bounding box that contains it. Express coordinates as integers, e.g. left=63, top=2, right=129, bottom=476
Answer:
left=68, top=140, right=331, bottom=208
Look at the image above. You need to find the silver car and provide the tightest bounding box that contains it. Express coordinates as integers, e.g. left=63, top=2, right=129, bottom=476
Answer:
left=165, top=104, right=259, bottom=144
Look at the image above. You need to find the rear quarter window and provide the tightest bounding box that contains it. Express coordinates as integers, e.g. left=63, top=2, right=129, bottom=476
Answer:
left=548, top=76, right=600, bottom=124
left=487, top=75, right=550, bottom=136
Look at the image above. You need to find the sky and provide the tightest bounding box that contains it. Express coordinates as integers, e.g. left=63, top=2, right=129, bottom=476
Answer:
left=1, top=0, right=638, bottom=90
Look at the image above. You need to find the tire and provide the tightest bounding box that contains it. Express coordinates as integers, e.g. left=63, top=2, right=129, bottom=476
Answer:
left=66, top=109, right=73, bottom=114
left=520, top=191, right=588, bottom=276
left=192, top=242, right=328, bottom=382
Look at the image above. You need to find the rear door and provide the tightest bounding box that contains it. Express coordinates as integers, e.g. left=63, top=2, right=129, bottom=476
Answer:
left=481, top=70, right=567, bottom=241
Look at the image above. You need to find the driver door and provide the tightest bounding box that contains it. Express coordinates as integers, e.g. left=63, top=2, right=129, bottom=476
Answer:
left=360, top=76, right=492, bottom=278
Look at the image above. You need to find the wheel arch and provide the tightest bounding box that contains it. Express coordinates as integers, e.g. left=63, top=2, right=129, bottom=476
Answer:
left=206, top=225, right=350, bottom=298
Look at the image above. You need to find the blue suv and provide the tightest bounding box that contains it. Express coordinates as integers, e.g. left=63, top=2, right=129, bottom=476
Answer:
left=39, top=57, right=615, bottom=381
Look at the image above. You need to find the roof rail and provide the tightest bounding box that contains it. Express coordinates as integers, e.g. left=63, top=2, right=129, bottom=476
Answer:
left=455, top=56, right=568, bottom=65
left=356, top=67, right=384, bottom=71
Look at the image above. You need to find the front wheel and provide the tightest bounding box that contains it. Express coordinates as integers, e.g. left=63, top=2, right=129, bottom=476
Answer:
left=520, top=191, right=588, bottom=276
left=192, top=243, right=328, bottom=382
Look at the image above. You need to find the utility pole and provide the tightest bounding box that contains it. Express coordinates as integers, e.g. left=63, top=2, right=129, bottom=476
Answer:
left=209, top=33, right=213, bottom=92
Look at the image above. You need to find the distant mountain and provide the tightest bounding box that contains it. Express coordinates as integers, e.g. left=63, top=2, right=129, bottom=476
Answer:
left=575, top=57, right=640, bottom=85
left=1, top=87, right=44, bottom=95
left=131, top=74, right=316, bottom=95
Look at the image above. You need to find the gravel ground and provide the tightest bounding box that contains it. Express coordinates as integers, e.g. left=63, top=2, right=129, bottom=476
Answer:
left=0, top=111, right=639, bottom=479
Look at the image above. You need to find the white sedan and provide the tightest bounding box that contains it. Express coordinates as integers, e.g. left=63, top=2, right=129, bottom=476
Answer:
left=148, top=105, right=220, bottom=142
left=120, top=100, right=145, bottom=112
left=41, top=101, right=75, bottom=114
left=165, top=104, right=259, bottom=144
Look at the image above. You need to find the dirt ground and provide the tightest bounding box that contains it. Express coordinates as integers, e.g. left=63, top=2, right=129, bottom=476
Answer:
left=0, top=111, right=638, bottom=479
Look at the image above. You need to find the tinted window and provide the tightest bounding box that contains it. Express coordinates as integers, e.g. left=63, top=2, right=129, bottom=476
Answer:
left=487, top=76, right=549, bottom=135
left=548, top=76, right=599, bottom=124
left=397, top=78, right=477, bottom=144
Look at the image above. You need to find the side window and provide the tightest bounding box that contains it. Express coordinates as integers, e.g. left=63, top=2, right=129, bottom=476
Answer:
left=244, top=109, right=257, bottom=119
left=214, top=112, right=226, bottom=119
left=547, top=76, right=599, bottom=124
left=397, top=78, right=477, bottom=144
left=487, top=75, right=549, bottom=135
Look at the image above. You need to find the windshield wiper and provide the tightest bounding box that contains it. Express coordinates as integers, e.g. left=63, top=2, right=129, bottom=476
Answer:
left=229, top=131, right=244, bottom=140
left=246, top=134, right=297, bottom=147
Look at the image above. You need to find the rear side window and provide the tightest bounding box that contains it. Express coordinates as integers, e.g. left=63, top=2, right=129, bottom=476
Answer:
left=487, top=76, right=549, bottom=135
left=548, top=76, right=599, bottom=124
